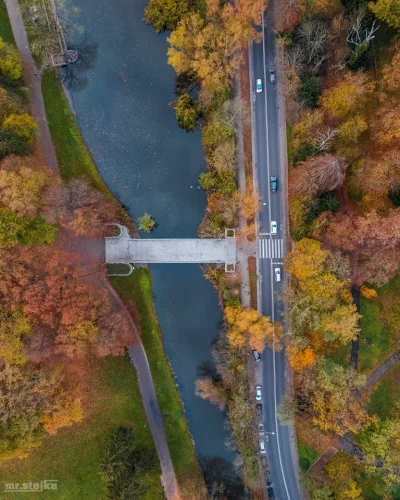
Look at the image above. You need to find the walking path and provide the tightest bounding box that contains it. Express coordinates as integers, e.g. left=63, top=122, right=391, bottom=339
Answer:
left=4, top=3, right=181, bottom=498
left=5, top=0, right=58, bottom=171
left=365, top=350, right=400, bottom=388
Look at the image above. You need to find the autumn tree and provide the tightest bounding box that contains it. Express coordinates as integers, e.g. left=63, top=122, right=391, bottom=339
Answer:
left=371, top=100, right=400, bottom=145
left=320, top=303, right=361, bottom=344
left=145, top=0, right=191, bottom=33
left=239, top=188, right=261, bottom=220
left=175, top=93, right=202, bottom=131
left=0, top=308, right=31, bottom=364
left=55, top=320, right=99, bottom=358
left=224, top=306, right=283, bottom=352
left=3, top=113, right=38, bottom=144
left=137, top=212, right=156, bottom=232
left=299, top=359, right=373, bottom=435
left=0, top=362, right=82, bottom=461
left=325, top=451, right=363, bottom=500
left=356, top=149, right=400, bottom=196
left=0, top=209, right=57, bottom=247
left=320, top=71, right=373, bottom=119
left=369, top=0, right=400, bottom=29
left=0, top=88, right=19, bottom=123
left=337, top=115, right=368, bottom=145
left=278, top=0, right=306, bottom=32
left=0, top=155, right=53, bottom=217
left=382, top=49, right=400, bottom=91
left=195, top=378, right=227, bottom=410
left=0, top=37, right=22, bottom=80
left=287, top=345, right=316, bottom=371
left=289, top=154, right=348, bottom=198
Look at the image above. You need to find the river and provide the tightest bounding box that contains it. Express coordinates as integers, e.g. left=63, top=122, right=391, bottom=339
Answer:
left=64, top=0, right=245, bottom=493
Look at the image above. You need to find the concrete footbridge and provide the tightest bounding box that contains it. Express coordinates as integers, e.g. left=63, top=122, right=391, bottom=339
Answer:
left=105, top=225, right=237, bottom=273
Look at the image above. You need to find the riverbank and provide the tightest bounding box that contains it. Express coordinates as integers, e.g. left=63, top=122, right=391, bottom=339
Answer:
left=41, top=70, right=206, bottom=496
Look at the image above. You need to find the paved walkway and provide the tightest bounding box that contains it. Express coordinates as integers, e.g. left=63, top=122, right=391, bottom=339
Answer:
left=365, top=350, right=400, bottom=388
left=5, top=0, right=58, bottom=171
left=4, top=4, right=181, bottom=498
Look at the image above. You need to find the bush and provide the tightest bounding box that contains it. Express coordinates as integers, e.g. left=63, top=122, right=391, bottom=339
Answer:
left=137, top=213, right=156, bottom=233
left=175, top=93, right=202, bottom=131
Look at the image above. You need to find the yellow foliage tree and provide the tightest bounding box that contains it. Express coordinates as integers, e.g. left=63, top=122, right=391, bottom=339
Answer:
left=360, top=284, right=377, bottom=299
left=287, top=345, right=315, bottom=371
left=42, top=397, right=83, bottom=435
left=239, top=187, right=261, bottom=220
left=3, top=113, right=38, bottom=144
left=320, top=303, right=361, bottom=344
left=382, top=50, right=400, bottom=91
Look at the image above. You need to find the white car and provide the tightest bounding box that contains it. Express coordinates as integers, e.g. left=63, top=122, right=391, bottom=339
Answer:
left=260, top=440, right=266, bottom=454
left=256, top=385, right=262, bottom=401
left=256, top=78, right=263, bottom=93
left=271, top=221, right=277, bottom=235
left=275, top=267, right=281, bottom=282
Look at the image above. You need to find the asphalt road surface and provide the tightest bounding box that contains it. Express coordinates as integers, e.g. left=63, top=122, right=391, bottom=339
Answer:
left=251, top=11, right=302, bottom=500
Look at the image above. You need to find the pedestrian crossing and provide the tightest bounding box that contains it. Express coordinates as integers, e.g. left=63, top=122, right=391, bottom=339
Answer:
left=259, top=238, right=284, bottom=259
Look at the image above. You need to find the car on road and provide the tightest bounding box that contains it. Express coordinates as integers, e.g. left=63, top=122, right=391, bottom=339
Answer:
left=252, top=349, right=261, bottom=362
left=271, top=221, right=277, bottom=235
left=259, top=440, right=266, bottom=454
left=274, top=267, right=281, bottom=282
left=270, top=176, right=278, bottom=192
left=265, top=470, right=271, bottom=484
left=261, top=456, right=268, bottom=469
left=269, top=70, right=276, bottom=84
left=268, top=487, right=275, bottom=499
left=256, top=385, right=262, bottom=401
left=256, top=404, right=263, bottom=416
left=256, top=78, right=263, bottom=92
left=258, top=423, right=265, bottom=436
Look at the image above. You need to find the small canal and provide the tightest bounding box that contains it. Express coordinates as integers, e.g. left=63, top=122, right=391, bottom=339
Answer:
left=64, top=0, right=246, bottom=493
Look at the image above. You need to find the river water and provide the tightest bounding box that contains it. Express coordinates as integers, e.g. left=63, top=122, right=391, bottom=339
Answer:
left=64, top=0, right=245, bottom=491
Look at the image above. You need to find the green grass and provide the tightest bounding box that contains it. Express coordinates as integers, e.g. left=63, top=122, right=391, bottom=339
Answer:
left=0, top=356, right=163, bottom=499
left=110, top=270, right=205, bottom=491
left=367, top=363, right=400, bottom=420
left=0, top=3, right=15, bottom=45
left=359, top=298, right=392, bottom=373
left=41, top=71, right=114, bottom=199
left=297, top=438, right=319, bottom=472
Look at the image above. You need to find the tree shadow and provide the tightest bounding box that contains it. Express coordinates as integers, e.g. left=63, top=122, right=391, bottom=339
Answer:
left=199, top=455, right=251, bottom=500
left=62, top=34, right=98, bottom=91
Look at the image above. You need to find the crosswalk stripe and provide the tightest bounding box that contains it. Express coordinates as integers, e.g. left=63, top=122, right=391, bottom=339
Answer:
left=258, top=238, right=284, bottom=259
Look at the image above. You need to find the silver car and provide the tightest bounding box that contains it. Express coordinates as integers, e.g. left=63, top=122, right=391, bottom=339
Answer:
left=256, top=385, right=262, bottom=401
left=260, top=440, right=266, bottom=454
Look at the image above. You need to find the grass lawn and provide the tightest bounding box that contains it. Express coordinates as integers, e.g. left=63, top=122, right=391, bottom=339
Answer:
left=111, top=270, right=205, bottom=491
left=297, top=438, right=319, bottom=472
left=359, top=298, right=392, bottom=373
left=0, top=356, right=163, bottom=499
left=367, top=362, right=400, bottom=420
left=41, top=71, right=115, bottom=199
left=0, top=3, right=15, bottom=45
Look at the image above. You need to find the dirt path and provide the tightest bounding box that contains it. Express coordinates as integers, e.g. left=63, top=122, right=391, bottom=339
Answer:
left=4, top=2, right=182, bottom=497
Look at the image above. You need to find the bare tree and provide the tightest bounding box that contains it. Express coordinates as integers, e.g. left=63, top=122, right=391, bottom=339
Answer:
left=291, top=154, right=348, bottom=197
left=297, top=18, right=329, bottom=74
left=311, top=127, right=338, bottom=152
left=347, top=6, right=379, bottom=49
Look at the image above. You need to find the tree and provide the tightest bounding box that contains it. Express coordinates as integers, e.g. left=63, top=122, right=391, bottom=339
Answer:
left=0, top=362, right=82, bottom=461
left=382, top=50, right=400, bottom=90
left=137, top=212, right=156, bottom=232
left=285, top=238, right=329, bottom=282
left=0, top=88, right=19, bottom=123
left=224, top=306, right=282, bottom=352
left=195, top=378, right=227, bottom=410
left=277, top=394, right=297, bottom=424
left=287, top=345, right=316, bottom=370
left=55, top=320, right=99, bottom=358
left=3, top=114, right=38, bottom=144
left=0, top=155, right=53, bottom=217
left=41, top=397, right=83, bottom=435
left=0, top=308, right=31, bottom=364
left=360, top=285, right=377, bottom=298
left=0, top=38, right=22, bottom=80
left=175, top=93, right=202, bottom=131
left=290, top=154, right=348, bottom=198
left=0, top=209, right=57, bottom=247
left=239, top=188, right=261, bottom=220
left=338, top=115, right=368, bottom=145
left=320, top=71, right=373, bottom=119
left=300, top=359, right=372, bottom=434
left=298, top=76, right=321, bottom=107
left=145, top=0, right=190, bottom=33
left=320, top=303, right=361, bottom=344
left=371, top=101, right=400, bottom=145
left=278, top=0, right=306, bottom=32
left=369, top=0, right=400, bottom=29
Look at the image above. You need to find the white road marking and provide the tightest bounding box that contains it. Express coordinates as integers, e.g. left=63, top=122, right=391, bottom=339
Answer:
left=258, top=238, right=283, bottom=259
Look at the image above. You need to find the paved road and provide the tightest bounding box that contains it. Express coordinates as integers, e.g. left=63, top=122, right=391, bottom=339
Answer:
left=250, top=7, right=302, bottom=500
left=5, top=0, right=58, bottom=171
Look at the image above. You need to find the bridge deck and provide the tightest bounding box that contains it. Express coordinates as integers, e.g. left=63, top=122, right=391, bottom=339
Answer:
left=106, top=237, right=236, bottom=265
